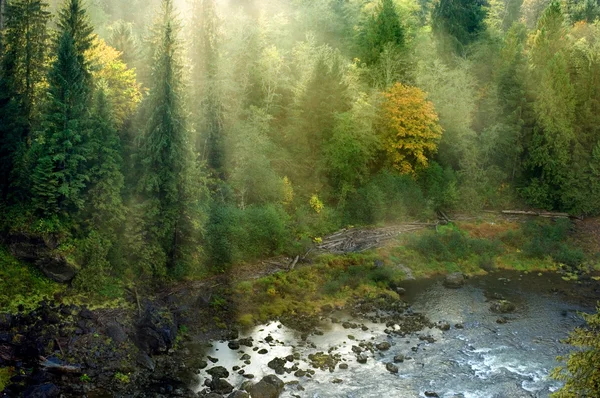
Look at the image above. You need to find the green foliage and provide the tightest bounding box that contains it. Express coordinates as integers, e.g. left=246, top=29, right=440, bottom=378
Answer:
left=552, top=305, right=600, bottom=397
left=133, top=0, right=207, bottom=277
left=432, top=0, right=488, bottom=52
left=206, top=204, right=292, bottom=270
left=0, top=0, right=50, bottom=201
left=0, top=248, right=63, bottom=313
left=113, top=372, right=130, bottom=384
left=31, top=0, right=96, bottom=217
left=343, top=171, right=428, bottom=225
left=521, top=219, right=585, bottom=267
left=357, top=0, right=406, bottom=65
left=408, top=224, right=503, bottom=263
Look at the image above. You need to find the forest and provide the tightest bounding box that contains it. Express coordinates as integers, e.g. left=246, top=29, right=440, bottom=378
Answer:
left=1, top=0, right=600, bottom=396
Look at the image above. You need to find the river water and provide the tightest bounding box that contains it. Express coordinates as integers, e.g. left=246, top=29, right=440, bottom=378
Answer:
left=194, top=272, right=599, bottom=398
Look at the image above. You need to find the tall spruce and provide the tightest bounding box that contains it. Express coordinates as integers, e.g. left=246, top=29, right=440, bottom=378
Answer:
left=0, top=0, right=50, bottom=201
left=135, top=0, right=204, bottom=276
left=357, top=0, right=405, bottom=66
left=31, top=0, right=94, bottom=216
left=432, top=0, right=488, bottom=52
left=191, top=0, right=224, bottom=179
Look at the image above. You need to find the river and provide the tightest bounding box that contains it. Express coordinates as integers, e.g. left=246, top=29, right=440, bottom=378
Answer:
left=193, top=271, right=599, bottom=398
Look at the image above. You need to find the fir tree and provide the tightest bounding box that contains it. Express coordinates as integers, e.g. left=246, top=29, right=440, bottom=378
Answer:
left=357, top=0, right=405, bottom=66
left=432, top=0, right=488, bottom=52
left=190, top=0, right=225, bottom=179
left=31, top=0, right=95, bottom=216
left=0, top=0, right=50, bottom=200
left=135, top=0, right=205, bottom=275
left=85, top=85, right=125, bottom=234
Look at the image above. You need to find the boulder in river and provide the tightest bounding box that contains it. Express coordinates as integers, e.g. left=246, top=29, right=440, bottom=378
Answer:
left=211, top=378, right=234, bottom=394
left=386, top=362, right=399, bottom=374
left=356, top=353, right=368, bottom=364
left=247, top=375, right=284, bottom=398
left=443, top=273, right=465, bottom=289
left=228, top=391, right=250, bottom=398
left=207, top=366, right=229, bottom=379
left=393, top=354, right=405, bottom=363
left=376, top=341, right=391, bottom=351
left=490, top=300, right=516, bottom=314
left=424, top=392, right=440, bottom=398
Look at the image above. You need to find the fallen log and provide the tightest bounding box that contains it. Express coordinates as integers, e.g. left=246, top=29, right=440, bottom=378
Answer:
left=39, top=357, right=81, bottom=374
left=501, top=210, right=571, bottom=219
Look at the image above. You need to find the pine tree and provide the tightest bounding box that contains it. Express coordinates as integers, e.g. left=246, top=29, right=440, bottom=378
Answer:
left=432, top=0, right=488, bottom=52
left=135, top=0, right=205, bottom=276
left=85, top=85, right=125, bottom=233
left=0, top=0, right=50, bottom=200
left=357, top=0, right=405, bottom=66
left=190, top=0, right=225, bottom=179
left=31, top=0, right=95, bottom=216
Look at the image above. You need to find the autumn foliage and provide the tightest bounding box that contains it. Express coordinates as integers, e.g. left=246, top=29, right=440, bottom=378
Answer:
left=378, top=83, right=443, bottom=174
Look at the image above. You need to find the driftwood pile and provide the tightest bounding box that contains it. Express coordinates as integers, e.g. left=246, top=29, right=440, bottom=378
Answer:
left=315, top=223, right=435, bottom=254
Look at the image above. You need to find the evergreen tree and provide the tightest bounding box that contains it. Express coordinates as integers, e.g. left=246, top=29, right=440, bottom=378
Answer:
left=190, top=0, right=225, bottom=179
left=135, top=0, right=205, bottom=276
left=521, top=1, right=575, bottom=209
left=0, top=0, right=50, bottom=200
left=85, top=85, right=125, bottom=233
left=432, top=0, right=488, bottom=52
left=357, top=0, right=405, bottom=66
left=31, top=0, right=95, bottom=216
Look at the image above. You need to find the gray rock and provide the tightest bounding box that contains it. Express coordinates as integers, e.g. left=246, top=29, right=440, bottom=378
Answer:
left=228, top=340, right=240, bottom=350
left=386, top=362, right=399, bottom=374
left=393, top=354, right=404, bottom=363
left=247, top=375, right=285, bottom=398
left=228, top=391, right=250, bottom=398
left=207, top=366, right=229, bottom=379
left=136, top=351, right=155, bottom=371
left=23, top=383, right=60, bottom=398
left=443, top=273, right=465, bottom=289
left=211, top=378, right=234, bottom=394
left=424, top=392, right=440, bottom=398
left=490, top=300, right=516, bottom=314
left=9, top=234, right=79, bottom=283
left=376, top=341, right=391, bottom=351
left=437, top=321, right=451, bottom=331
left=356, top=353, right=368, bottom=364
left=106, top=322, right=127, bottom=344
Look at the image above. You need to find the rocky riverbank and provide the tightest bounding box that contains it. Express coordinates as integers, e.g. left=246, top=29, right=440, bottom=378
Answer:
left=1, top=268, right=599, bottom=398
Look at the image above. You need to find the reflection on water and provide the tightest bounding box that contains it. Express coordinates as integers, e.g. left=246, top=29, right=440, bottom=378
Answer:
left=194, top=272, right=597, bottom=398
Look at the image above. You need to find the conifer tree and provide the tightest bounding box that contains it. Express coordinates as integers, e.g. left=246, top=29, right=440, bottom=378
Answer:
left=135, top=0, right=205, bottom=275
left=432, top=0, right=488, bottom=52
left=190, top=0, right=224, bottom=179
left=85, top=85, right=125, bottom=234
left=357, top=0, right=405, bottom=66
left=0, top=0, right=50, bottom=200
left=31, top=0, right=95, bottom=215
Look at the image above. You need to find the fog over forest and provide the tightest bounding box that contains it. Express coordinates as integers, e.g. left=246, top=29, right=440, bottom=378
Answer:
left=1, top=0, right=600, bottom=396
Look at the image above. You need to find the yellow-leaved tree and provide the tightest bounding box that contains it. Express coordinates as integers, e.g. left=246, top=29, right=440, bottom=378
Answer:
left=378, top=83, right=443, bottom=174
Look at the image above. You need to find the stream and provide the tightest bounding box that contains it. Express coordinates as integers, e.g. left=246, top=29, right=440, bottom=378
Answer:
left=193, top=272, right=598, bottom=398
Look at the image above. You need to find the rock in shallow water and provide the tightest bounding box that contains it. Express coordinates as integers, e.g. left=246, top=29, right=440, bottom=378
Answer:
left=443, top=273, right=465, bottom=289
left=386, top=362, right=399, bottom=374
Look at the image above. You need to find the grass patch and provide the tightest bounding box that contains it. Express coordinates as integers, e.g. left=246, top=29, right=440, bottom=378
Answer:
left=232, top=253, right=405, bottom=325
left=0, top=248, right=64, bottom=313
left=0, top=367, right=14, bottom=391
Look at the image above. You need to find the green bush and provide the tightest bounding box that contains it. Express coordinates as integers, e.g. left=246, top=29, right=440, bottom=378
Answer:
left=408, top=224, right=503, bottom=262
left=521, top=219, right=585, bottom=267
left=344, top=171, right=429, bottom=225
left=206, top=204, right=292, bottom=270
